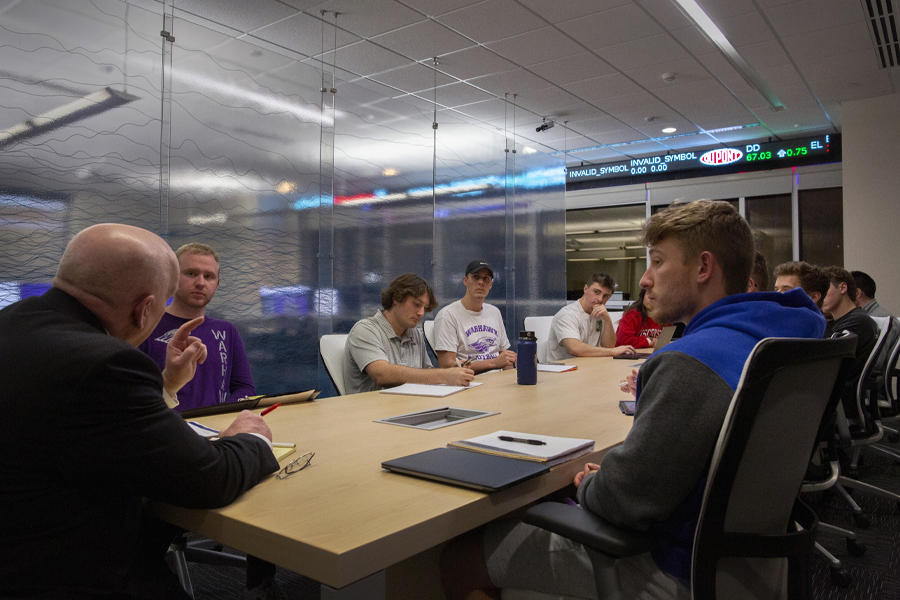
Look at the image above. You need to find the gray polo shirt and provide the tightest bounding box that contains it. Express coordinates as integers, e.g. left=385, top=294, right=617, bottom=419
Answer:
left=343, top=310, right=432, bottom=395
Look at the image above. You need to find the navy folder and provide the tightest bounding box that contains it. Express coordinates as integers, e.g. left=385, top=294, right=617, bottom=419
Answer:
left=381, top=447, right=550, bottom=492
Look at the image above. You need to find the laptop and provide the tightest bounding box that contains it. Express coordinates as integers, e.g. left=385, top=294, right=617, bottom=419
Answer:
left=613, top=323, right=685, bottom=360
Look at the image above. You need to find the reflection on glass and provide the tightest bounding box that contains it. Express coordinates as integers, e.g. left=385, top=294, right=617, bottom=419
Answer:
left=566, top=205, right=646, bottom=301
left=800, top=188, right=843, bottom=267
left=0, top=0, right=566, bottom=399
left=745, top=194, right=792, bottom=284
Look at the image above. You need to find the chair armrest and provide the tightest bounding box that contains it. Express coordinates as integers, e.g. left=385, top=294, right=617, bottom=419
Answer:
left=523, top=502, right=657, bottom=559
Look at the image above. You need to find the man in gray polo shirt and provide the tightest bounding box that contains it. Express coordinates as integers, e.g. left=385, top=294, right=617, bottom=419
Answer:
left=344, top=273, right=475, bottom=395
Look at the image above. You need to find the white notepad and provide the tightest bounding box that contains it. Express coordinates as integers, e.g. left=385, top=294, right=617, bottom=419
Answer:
left=379, top=382, right=484, bottom=397
left=536, top=364, right=578, bottom=373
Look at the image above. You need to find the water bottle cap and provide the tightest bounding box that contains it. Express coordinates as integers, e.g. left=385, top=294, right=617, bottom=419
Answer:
left=519, top=331, right=537, bottom=341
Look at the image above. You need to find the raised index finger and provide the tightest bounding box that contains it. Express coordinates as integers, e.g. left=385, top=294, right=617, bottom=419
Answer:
left=171, top=316, right=205, bottom=343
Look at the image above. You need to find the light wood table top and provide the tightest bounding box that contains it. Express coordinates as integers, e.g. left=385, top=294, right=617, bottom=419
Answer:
left=152, top=357, right=638, bottom=589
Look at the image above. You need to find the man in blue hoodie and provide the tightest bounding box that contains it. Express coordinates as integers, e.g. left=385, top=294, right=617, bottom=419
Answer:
left=442, top=200, right=826, bottom=600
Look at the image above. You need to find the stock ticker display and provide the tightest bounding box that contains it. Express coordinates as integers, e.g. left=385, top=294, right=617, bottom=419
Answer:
left=566, top=134, right=840, bottom=190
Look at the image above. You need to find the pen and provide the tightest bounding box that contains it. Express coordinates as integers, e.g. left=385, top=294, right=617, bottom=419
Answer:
left=619, top=381, right=629, bottom=389
left=456, top=357, right=474, bottom=367
left=272, top=442, right=296, bottom=448
left=499, top=435, right=546, bottom=446
left=260, top=403, right=281, bottom=417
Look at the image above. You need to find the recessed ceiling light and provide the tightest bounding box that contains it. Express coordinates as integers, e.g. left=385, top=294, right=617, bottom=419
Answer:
left=662, top=127, right=677, bottom=133
left=522, top=146, right=537, bottom=154
left=382, top=168, right=398, bottom=177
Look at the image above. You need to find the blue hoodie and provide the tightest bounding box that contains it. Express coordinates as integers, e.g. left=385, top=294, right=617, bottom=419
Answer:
left=578, top=288, right=825, bottom=586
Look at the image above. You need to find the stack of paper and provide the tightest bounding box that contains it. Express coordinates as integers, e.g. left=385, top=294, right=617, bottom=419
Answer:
left=536, top=364, right=578, bottom=373
left=379, top=382, right=483, bottom=397
left=449, top=430, right=595, bottom=467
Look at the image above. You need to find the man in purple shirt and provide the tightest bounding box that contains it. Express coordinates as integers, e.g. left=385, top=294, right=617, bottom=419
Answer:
left=139, top=243, right=280, bottom=598
left=140, top=243, right=255, bottom=412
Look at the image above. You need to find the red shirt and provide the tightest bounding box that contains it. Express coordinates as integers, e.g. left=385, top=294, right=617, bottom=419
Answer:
left=615, top=309, right=664, bottom=349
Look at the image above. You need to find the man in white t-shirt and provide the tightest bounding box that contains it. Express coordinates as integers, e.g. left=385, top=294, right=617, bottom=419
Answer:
left=547, top=273, right=635, bottom=361
left=433, top=260, right=517, bottom=374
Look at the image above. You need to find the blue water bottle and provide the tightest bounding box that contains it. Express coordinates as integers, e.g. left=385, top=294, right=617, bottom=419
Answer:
left=517, top=331, right=537, bottom=385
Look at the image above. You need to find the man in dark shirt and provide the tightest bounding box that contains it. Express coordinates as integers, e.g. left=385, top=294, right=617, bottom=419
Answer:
left=822, top=266, right=879, bottom=411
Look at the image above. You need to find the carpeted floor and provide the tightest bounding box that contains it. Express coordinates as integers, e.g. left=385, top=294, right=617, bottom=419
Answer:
left=185, top=446, right=900, bottom=599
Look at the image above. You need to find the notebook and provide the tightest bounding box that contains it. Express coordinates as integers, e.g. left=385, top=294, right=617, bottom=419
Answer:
left=379, top=382, right=483, bottom=397
left=381, top=447, right=549, bottom=492
left=448, top=431, right=595, bottom=467
left=179, top=389, right=320, bottom=418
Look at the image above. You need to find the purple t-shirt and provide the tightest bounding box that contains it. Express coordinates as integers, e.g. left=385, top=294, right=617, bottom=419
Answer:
left=139, top=312, right=255, bottom=412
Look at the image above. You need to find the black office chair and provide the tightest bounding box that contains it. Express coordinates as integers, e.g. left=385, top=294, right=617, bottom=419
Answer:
left=522, top=335, right=856, bottom=600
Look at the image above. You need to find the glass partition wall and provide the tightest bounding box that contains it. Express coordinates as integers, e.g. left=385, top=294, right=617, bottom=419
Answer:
left=0, top=0, right=565, bottom=396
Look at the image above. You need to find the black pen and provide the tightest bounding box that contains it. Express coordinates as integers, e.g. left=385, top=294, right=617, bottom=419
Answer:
left=499, top=435, right=546, bottom=446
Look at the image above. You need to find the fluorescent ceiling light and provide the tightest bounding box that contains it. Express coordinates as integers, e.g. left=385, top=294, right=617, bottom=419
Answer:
left=0, top=87, right=140, bottom=148
left=671, top=0, right=784, bottom=112
left=662, top=127, right=677, bottom=133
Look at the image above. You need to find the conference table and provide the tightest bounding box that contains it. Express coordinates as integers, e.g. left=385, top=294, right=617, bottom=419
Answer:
left=152, top=357, right=637, bottom=598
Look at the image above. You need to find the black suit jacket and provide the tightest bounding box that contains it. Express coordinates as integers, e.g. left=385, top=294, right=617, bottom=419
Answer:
left=0, top=288, right=279, bottom=599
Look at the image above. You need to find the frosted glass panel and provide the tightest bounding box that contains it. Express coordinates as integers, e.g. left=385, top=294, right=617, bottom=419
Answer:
left=0, top=0, right=565, bottom=399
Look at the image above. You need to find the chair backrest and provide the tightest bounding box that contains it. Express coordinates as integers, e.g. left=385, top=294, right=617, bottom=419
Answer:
left=885, top=328, right=900, bottom=406
left=524, top=316, right=554, bottom=363
left=853, top=316, right=892, bottom=424
left=319, top=334, right=349, bottom=396
left=692, top=334, right=857, bottom=600
left=423, top=320, right=436, bottom=352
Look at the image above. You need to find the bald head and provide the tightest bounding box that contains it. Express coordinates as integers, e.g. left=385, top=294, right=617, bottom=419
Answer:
left=53, top=224, right=178, bottom=344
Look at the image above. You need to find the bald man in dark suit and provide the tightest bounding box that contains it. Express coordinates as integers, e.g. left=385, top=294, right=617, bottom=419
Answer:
left=0, top=224, right=279, bottom=599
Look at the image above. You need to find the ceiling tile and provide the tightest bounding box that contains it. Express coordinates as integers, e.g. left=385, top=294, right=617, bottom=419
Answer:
left=615, top=109, right=689, bottom=129
left=637, top=0, right=695, bottom=29
left=695, top=51, right=739, bottom=79
left=631, top=118, right=699, bottom=138
left=397, top=0, right=485, bottom=18
left=717, top=73, right=775, bottom=110
left=517, top=0, right=630, bottom=24
left=557, top=4, right=665, bottom=50
left=625, top=56, right=712, bottom=90
left=568, top=115, right=628, bottom=135
left=799, top=49, right=881, bottom=82
left=253, top=13, right=361, bottom=59
left=669, top=26, right=718, bottom=56
left=659, top=133, right=720, bottom=150
left=763, top=0, right=867, bottom=37
left=436, top=0, right=547, bottom=44
left=431, top=81, right=496, bottom=107
left=370, top=19, right=475, bottom=60
left=551, top=102, right=610, bottom=122
left=566, top=147, right=625, bottom=162
left=486, top=27, right=585, bottom=67
left=773, top=83, right=815, bottom=105
left=757, top=63, right=804, bottom=88
left=565, top=73, right=643, bottom=101
left=737, top=40, right=791, bottom=70
left=653, top=78, right=735, bottom=106
left=713, top=10, right=776, bottom=47
left=467, top=68, right=552, bottom=95
left=695, top=0, right=757, bottom=20
left=527, top=52, right=617, bottom=85
left=594, top=91, right=669, bottom=114
left=812, top=71, right=894, bottom=105
left=596, top=33, right=690, bottom=71
left=448, top=97, right=509, bottom=120
left=369, top=63, right=456, bottom=94
left=761, top=101, right=837, bottom=134
left=305, top=0, right=425, bottom=38
left=780, top=22, right=873, bottom=62
left=177, top=0, right=301, bottom=32
left=675, top=95, right=751, bottom=121
left=516, top=86, right=582, bottom=114
left=336, top=41, right=414, bottom=76
left=614, top=140, right=669, bottom=156
left=435, top=46, right=517, bottom=80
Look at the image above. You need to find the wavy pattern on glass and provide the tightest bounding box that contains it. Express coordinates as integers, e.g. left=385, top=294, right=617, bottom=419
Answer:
left=0, top=0, right=564, bottom=399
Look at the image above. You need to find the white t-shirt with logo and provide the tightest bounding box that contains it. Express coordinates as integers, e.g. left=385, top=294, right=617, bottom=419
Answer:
left=433, top=300, right=510, bottom=363
left=547, top=300, right=603, bottom=361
